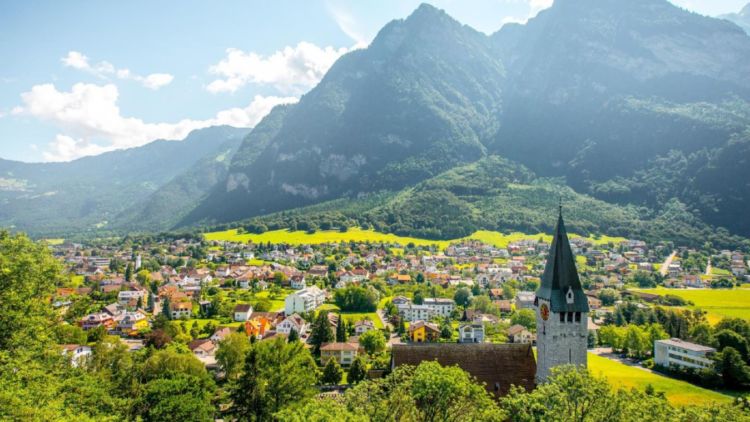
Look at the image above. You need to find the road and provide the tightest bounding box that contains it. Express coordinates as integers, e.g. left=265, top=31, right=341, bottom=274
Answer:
left=660, top=251, right=677, bottom=277
left=705, top=257, right=712, bottom=276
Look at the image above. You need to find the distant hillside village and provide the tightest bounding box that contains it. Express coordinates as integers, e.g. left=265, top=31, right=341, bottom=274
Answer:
left=50, top=225, right=750, bottom=396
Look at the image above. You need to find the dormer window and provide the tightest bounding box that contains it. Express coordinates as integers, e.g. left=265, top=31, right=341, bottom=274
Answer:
left=566, top=287, right=574, bottom=304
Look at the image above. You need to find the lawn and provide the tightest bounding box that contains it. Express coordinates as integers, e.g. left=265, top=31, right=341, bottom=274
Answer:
left=42, top=238, right=65, bottom=245
left=631, top=287, right=750, bottom=323
left=254, top=290, right=289, bottom=312
left=317, top=304, right=384, bottom=329
left=588, top=353, right=733, bottom=406
left=204, top=228, right=628, bottom=251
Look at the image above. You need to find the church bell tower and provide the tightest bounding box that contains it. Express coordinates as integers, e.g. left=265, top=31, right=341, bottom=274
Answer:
left=535, top=205, right=589, bottom=382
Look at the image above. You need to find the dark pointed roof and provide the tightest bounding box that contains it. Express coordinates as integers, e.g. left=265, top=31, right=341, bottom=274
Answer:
left=535, top=207, right=590, bottom=313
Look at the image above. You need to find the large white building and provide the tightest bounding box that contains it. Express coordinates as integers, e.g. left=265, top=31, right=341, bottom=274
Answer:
left=422, top=298, right=455, bottom=317
left=284, top=286, right=326, bottom=315
left=654, top=338, right=716, bottom=371
left=397, top=303, right=434, bottom=322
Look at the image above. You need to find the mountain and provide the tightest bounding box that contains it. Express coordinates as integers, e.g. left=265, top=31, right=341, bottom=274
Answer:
left=0, top=126, right=250, bottom=236
left=183, top=4, right=505, bottom=224
left=181, top=0, right=750, bottom=245
left=721, top=3, right=750, bottom=34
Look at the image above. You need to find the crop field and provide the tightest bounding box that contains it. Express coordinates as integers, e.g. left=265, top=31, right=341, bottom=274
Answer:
left=205, top=228, right=627, bottom=251
left=588, top=354, right=733, bottom=406
left=632, top=287, right=750, bottom=323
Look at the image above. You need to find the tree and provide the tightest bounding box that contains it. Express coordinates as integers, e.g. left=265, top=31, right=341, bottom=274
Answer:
left=510, top=309, right=536, bottom=331
left=288, top=327, right=300, bottom=342
left=623, top=325, right=649, bottom=359
left=136, top=373, right=214, bottom=422
left=715, top=347, right=750, bottom=389
left=348, top=355, right=368, bottom=384
left=336, top=315, right=347, bottom=342
left=230, top=337, right=318, bottom=418
left=333, top=286, right=378, bottom=312
left=309, top=312, right=335, bottom=354
left=690, top=323, right=713, bottom=346
left=713, top=329, right=750, bottom=360
left=216, top=332, right=251, bottom=380
left=454, top=287, right=471, bottom=308
left=125, top=263, right=133, bottom=282
left=229, top=347, right=267, bottom=421
left=397, top=317, right=406, bottom=336
left=0, top=231, right=62, bottom=350
left=413, top=291, right=424, bottom=305
left=321, top=357, right=343, bottom=385
left=440, top=322, right=453, bottom=340
left=359, top=330, right=386, bottom=355
left=136, top=269, right=151, bottom=285
left=416, top=273, right=425, bottom=284
left=598, top=288, right=620, bottom=306
left=161, top=296, right=172, bottom=320
left=275, top=398, right=366, bottom=422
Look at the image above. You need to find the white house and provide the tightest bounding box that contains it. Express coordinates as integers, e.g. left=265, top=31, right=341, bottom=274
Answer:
left=61, top=344, right=92, bottom=367
left=233, top=304, right=253, bottom=322
left=508, top=324, right=534, bottom=344
left=397, top=303, right=435, bottom=322
left=276, top=314, right=307, bottom=335
left=423, top=298, right=455, bottom=317
left=117, top=290, right=147, bottom=306
left=284, top=286, right=326, bottom=315
left=320, top=342, right=359, bottom=366
left=290, top=275, right=306, bottom=290
left=458, top=323, right=485, bottom=343
left=654, top=338, right=716, bottom=371
left=354, top=320, right=375, bottom=335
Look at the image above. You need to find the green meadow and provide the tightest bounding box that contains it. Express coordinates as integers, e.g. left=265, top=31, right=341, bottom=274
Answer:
left=632, top=287, right=750, bottom=324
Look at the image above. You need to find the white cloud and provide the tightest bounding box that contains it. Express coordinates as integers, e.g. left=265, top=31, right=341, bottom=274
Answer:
left=14, top=82, right=296, bottom=161
left=206, top=42, right=353, bottom=95
left=61, top=50, right=174, bottom=90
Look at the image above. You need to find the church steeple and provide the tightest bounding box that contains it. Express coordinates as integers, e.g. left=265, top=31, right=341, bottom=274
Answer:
left=536, top=206, right=589, bottom=313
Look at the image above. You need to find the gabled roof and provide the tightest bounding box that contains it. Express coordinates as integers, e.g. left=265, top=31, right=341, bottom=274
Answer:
left=536, top=209, right=589, bottom=313
left=391, top=343, right=536, bottom=396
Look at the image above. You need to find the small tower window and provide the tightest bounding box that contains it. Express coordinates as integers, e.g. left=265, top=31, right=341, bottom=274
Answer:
left=567, top=312, right=573, bottom=323
left=566, top=287, right=574, bottom=304
left=559, top=312, right=565, bottom=323
left=575, top=312, right=581, bottom=322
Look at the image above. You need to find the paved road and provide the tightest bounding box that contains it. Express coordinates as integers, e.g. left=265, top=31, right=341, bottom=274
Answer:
left=660, top=251, right=677, bottom=277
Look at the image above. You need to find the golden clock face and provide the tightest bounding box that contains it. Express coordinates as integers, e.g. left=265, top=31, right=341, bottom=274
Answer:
left=540, top=303, right=550, bottom=321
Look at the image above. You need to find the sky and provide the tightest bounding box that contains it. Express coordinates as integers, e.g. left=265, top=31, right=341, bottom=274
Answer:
left=0, top=0, right=747, bottom=162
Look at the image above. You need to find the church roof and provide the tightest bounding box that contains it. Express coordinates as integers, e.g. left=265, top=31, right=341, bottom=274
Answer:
left=535, top=208, right=590, bottom=313
left=391, top=343, right=536, bottom=396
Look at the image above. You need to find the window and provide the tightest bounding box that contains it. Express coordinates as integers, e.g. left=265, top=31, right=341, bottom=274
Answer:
left=567, top=312, right=573, bottom=323
left=560, top=312, right=565, bottom=322
left=574, top=312, right=581, bottom=322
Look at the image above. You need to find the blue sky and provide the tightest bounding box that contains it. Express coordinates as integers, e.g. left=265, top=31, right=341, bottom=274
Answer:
left=0, top=0, right=746, bottom=162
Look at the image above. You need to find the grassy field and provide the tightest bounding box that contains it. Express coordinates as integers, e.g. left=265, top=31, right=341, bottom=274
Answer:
left=205, top=228, right=627, bottom=250
left=588, top=354, right=733, bottom=406
left=42, top=238, right=65, bottom=245
left=632, top=287, right=750, bottom=323
left=316, top=304, right=384, bottom=329
left=253, top=290, right=287, bottom=312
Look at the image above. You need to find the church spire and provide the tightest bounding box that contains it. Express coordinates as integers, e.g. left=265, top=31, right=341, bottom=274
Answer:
left=536, top=207, right=589, bottom=313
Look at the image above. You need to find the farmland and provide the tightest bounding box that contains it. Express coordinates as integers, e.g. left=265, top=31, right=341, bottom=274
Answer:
left=632, top=287, right=750, bottom=323
left=588, top=354, right=733, bottom=406
left=204, top=228, right=627, bottom=250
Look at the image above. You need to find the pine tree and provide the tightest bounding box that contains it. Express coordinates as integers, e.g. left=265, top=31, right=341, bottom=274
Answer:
left=125, top=263, right=133, bottom=282
left=162, top=296, right=171, bottom=320
left=321, top=357, right=343, bottom=385
left=309, top=311, right=334, bottom=354
left=336, top=314, right=347, bottom=342
left=348, top=355, right=367, bottom=384
left=230, top=347, right=267, bottom=421
left=397, top=317, right=406, bottom=336
left=288, top=328, right=299, bottom=342
left=147, top=292, right=154, bottom=311
left=136, top=296, right=143, bottom=310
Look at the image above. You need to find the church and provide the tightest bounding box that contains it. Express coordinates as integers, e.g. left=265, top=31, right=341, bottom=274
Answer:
left=391, top=207, right=589, bottom=395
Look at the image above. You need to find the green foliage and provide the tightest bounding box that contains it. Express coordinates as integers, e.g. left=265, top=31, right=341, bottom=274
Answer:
left=275, top=399, right=367, bottom=422
left=334, top=285, right=379, bottom=312
left=309, top=311, right=335, bottom=355
left=216, top=332, right=251, bottom=380
left=321, top=357, right=344, bottom=385
left=453, top=287, right=471, bottom=307
left=348, top=355, right=368, bottom=385
left=359, top=330, right=387, bottom=355
left=510, top=309, right=536, bottom=331
left=135, top=374, right=214, bottom=422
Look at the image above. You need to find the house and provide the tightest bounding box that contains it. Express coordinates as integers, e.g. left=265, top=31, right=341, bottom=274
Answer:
left=276, top=313, right=307, bottom=335
left=290, top=275, right=306, bottom=290
left=61, top=344, right=92, bottom=367
left=494, top=300, right=513, bottom=314
left=245, top=316, right=272, bottom=338
left=392, top=296, right=411, bottom=306
left=354, top=320, right=375, bottom=335
left=422, top=298, right=455, bottom=317
left=118, top=289, right=147, bottom=307
left=489, top=289, right=504, bottom=300
left=284, top=286, right=326, bottom=315
left=170, top=301, right=193, bottom=319
left=397, top=303, right=435, bottom=322
left=210, top=327, right=233, bottom=343
left=654, top=338, right=716, bottom=371
left=458, top=323, right=485, bottom=343
left=507, top=324, right=534, bottom=344
left=189, top=339, right=217, bottom=358
left=116, top=312, right=149, bottom=334
left=408, top=320, right=441, bottom=343
left=80, top=312, right=115, bottom=330
left=233, top=304, right=253, bottom=322
left=391, top=343, right=536, bottom=396
left=515, top=291, right=536, bottom=310
left=320, top=342, right=359, bottom=366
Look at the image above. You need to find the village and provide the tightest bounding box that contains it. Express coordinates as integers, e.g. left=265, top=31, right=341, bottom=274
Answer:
left=51, top=230, right=750, bottom=395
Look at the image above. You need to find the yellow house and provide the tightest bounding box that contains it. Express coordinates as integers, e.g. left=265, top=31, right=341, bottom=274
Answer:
left=408, top=321, right=440, bottom=343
